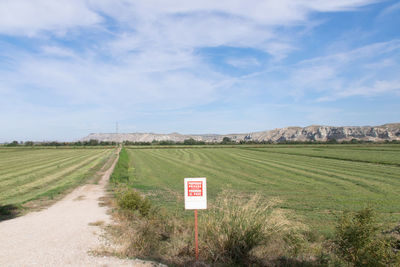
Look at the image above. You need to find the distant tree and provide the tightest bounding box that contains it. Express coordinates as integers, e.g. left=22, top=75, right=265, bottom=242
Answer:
left=159, top=140, right=176, bottom=145
left=24, top=141, right=34, bottom=146
left=221, top=137, right=232, bottom=144
left=88, top=139, right=99, bottom=146
left=74, top=141, right=82, bottom=146
left=183, top=138, right=197, bottom=145
left=100, top=141, right=112, bottom=146
left=151, top=139, right=159, bottom=145
left=327, top=138, right=338, bottom=144
left=6, top=141, right=19, bottom=147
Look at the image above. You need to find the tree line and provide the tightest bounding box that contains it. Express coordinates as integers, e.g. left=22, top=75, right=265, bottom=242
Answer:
left=123, top=137, right=399, bottom=146
left=2, top=139, right=117, bottom=147
left=3, top=137, right=398, bottom=147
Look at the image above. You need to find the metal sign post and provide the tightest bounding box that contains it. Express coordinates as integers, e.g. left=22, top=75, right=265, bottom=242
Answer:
left=184, top=177, right=207, bottom=261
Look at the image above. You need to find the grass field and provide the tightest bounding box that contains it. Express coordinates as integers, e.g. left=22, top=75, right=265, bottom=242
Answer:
left=0, top=147, right=116, bottom=207
left=126, top=144, right=400, bottom=234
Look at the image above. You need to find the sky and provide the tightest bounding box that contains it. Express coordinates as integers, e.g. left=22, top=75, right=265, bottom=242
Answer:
left=0, top=0, right=399, bottom=142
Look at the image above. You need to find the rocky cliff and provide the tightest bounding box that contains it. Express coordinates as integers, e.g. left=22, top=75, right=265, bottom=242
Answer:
left=81, top=123, right=400, bottom=143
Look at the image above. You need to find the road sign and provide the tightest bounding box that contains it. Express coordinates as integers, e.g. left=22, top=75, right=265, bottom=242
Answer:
left=184, top=177, right=207, bottom=261
left=184, top=178, right=207, bottom=210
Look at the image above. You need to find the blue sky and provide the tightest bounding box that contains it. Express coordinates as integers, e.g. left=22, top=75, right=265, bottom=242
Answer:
left=0, top=0, right=399, bottom=142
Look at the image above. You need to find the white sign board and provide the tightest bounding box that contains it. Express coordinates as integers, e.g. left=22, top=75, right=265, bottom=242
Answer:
left=184, top=177, right=207, bottom=210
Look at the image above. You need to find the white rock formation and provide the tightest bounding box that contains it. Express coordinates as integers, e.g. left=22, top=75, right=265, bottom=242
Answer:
left=81, top=123, right=400, bottom=143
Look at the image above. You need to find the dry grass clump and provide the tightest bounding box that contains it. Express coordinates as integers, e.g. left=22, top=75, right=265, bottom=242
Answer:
left=107, top=202, right=192, bottom=265
left=88, top=220, right=105, bottom=226
left=199, top=191, right=308, bottom=265
left=105, top=189, right=315, bottom=266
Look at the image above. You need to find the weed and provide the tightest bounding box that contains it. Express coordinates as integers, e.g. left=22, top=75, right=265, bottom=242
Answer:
left=199, top=191, right=307, bottom=265
left=333, top=207, right=400, bottom=266
left=89, top=220, right=105, bottom=226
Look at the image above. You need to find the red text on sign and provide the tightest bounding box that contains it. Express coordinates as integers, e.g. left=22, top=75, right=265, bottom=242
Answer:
left=188, top=181, right=203, bottom=197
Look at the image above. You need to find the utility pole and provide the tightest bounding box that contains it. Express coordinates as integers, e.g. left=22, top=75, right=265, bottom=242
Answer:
left=116, top=122, right=119, bottom=134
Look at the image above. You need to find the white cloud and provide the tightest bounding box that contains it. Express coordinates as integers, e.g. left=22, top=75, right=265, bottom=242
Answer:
left=90, top=0, right=376, bottom=59
left=41, top=46, right=78, bottom=59
left=0, top=0, right=101, bottom=36
left=336, top=80, right=400, bottom=98
left=0, top=47, right=228, bottom=112
left=288, top=40, right=400, bottom=102
left=0, top=0, right=377, bottom=55
left=378, top=1, right=400, bottom=17
left=227, top=39, right=400, bottom=102
left=226, top=57, right=260, bottom=68
left=91, top=0, right=377, bottom=25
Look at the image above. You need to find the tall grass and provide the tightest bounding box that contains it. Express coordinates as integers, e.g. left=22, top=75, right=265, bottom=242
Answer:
left=108, top=187, right=310, bottom=265
left=200, top=191, right=308, bottom=265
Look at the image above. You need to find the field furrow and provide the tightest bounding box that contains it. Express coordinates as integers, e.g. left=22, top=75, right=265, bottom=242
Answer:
left=0, top=148, right=115, bottom=206
left=126, top=145, right=400, bottom=233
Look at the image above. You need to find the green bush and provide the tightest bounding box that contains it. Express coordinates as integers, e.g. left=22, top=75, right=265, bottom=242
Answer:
left=116, top=188, right=151, bottom=217
left=0, top=204, right=20, bottom=220
left=333, top=207, right=400, bottom=266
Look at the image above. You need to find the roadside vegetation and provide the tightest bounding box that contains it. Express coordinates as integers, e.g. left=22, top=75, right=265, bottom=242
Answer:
left=107, top=145, right=400, bottom=266
left=0, top=147, right=116, bottom=219
left=333, top=207, right=400, bottom=266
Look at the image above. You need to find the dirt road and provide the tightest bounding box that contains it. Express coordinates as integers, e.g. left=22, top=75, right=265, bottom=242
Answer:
left=0, top=149, right=158, bottom=267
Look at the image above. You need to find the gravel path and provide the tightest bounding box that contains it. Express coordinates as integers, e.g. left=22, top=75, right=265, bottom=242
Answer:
left=0, top=149, right=159, bottom=267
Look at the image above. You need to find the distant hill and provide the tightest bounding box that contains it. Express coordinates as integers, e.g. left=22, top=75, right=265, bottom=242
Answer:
left=81, top=123, right=400, bottom=143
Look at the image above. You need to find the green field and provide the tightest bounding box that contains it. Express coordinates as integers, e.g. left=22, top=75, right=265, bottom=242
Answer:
left=126, top=144, right=400, bottom=234
left=0, top=147, right=115, bottom=206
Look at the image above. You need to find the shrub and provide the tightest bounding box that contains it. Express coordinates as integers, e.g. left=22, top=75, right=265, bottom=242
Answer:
left=116, top=188, right=151, bottom=217
left=333, top=207, right=400, bottom=266
left=199, top=191, right=307, bottom=265
left=0, top=204, right=20, bottom=220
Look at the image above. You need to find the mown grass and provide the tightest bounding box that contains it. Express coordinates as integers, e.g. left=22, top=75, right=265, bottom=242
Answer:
left=0, top=147, right=116, bottom=212
left=243, top=144, right=400, bottom=166
left=107, top=148, right=312, bottom=265
left=125, top=144, right=400, bottom=235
